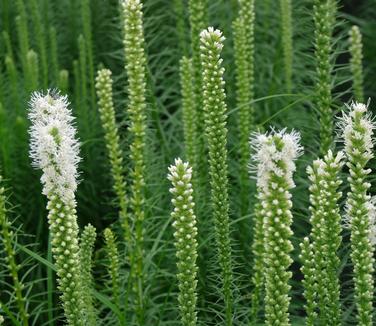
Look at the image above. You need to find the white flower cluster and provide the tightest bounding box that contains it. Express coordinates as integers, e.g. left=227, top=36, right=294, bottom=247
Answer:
left=29, top=91, right=80, bottom=204
left=250, top=129, right=303, bottom=192
left=338, top=101, right=375, bottom=159
left=200, top=27, right=225, bottom=50
left=168, top=158, right=193, bottom=193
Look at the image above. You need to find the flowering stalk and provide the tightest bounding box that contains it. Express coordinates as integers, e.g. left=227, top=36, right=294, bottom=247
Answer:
left=251, top=129, right=302, bottom=326
left=200, top=27, right=234, bottom=325
left=0, top=176, right=29, bottom=326
left=250, top=198, right=265, bottom=323
left=313, top=0, right=336, bottom=154
left=80, top=224, right=97, bottom=325
left=279, top=0, right=293, bottom=92
left=121, top=0, right=148, bottom=322
left=233, top=13, right=254, bottom=215
left=301, top=150, right=344, bottom=324
left=349, top=26, right=364, bottom=103
left=104, top=228, right=121, bottom=310
left=168, top=158, right=199, bottom=326
left=29, top=91, right=85, bottom=326
left=179, top=57, right=198, bottom=178
left=339, top=102, right=375, bottom=325
left=188, top=0, right=207, bottom=184
left=95, top=69, right=130, bottom=244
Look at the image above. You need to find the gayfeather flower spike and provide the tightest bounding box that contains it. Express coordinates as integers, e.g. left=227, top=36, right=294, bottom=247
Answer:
left=121, top=0, right=148, bottom=322
left=251, top=129, right=302, bottom=326
left=29, top=91, right=85, bottom=326
left=300, top=150, right=344, bottom=325
left=338, top=101, right=375, bottom=326
left=313, top=0, right=336, bottom=154
left=200, top=27, right=234, bottom=325
left=168, top=158, right=199, bottom=326
left=95, top=69, right=130, bottom=245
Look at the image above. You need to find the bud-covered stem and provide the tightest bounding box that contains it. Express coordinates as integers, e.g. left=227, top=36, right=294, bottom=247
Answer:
left=95, top=69, right=130, bottom=245
left=168, top=159, right=199, bottom=326
left=122, top=1, right=148, bottom=322
left=200, top=27, right=234, bottom=325
left=251, top=130, right=302, bottom=326
left=339, top=102, right=375, bottom=325
left=313, top=0, right=336, bottom=154
left=29, top=92, right=85, bottom=325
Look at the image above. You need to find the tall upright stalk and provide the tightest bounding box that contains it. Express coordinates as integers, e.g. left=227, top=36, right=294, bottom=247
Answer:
left=200, top=27, right=234, bottom=325
left=121, top=1, right=148, bottom=323
left=251, top=129, right=302, bottom=326
left=339, top=102, right=375, bottom=326
left=28, top=91, right=86, bottom=325
left=301, top=150, right=344, bottom=324
left=95, top=68, right=130, bottom=245
left=168, top=159, right=199, bottom=326
left=313, top=0, right=336, bottom=154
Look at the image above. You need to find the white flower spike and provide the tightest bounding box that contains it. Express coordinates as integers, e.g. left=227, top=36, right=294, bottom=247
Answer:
left=29, top=90, right=80, bottom=204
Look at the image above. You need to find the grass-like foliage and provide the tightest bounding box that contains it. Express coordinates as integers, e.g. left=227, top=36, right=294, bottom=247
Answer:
left=0, top=0, right=375, bottom=325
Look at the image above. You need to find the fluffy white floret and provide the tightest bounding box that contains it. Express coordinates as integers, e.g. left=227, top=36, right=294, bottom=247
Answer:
left=250, top=129, right=303, bottom=192
left=338, top=101, right=375, bottom=159
left=29, top=91, right=80, bottom=204
left=200, top=27, right=225, bottom=50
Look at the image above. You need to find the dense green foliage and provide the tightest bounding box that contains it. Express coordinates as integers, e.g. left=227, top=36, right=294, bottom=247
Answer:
left=0, top=0, right=375, bottom=325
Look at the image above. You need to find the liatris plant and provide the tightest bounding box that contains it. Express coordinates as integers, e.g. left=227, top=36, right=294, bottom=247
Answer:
left=104, top=228, right=121, bottom=310
left=279, top=0, right=293, bottom=92
left=338, top=102, right=375, bottom=326
left=200, top=27, right=234, bottom=325
left=301, top=150, right=344, bottom=324
left=80, top=224, right=97, bottom=325
left=121, top=0, right=148, bottom=322
left=168, top=158, right=199, bottom=326
left=251, top=129, right=302, bottom=326
left=349, top=26, right=364, bottom=103
left=28, top=91, right=85, bottom=325
left=313, top=0, right=336, bottom=154
left=0, top=175, right=29, bottom=326
left=179, top=57, right=198, bottom=178
left=95, top=69, right=129, bottom=244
